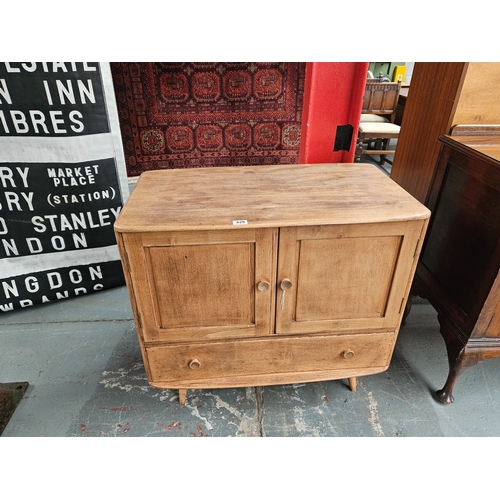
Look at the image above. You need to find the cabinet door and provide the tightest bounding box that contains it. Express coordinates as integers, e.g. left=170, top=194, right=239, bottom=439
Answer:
left=123, top=228, right=276, bottom=342
left=275, top=221, right=424, bottom=335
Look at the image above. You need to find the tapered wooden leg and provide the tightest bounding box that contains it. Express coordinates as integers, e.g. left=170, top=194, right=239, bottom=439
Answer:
left=348, top=377, right=357, bottom=392
left=178, top=389, right=187, bottom=405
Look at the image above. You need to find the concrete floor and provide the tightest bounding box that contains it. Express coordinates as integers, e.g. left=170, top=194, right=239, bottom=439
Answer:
left=2, top=157, right=500, bottom=438
left=2, top=260, right=500, bottom=437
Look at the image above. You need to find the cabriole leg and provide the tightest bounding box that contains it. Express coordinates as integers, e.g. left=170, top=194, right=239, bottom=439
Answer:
left=435, top=314, right=478, bottom=404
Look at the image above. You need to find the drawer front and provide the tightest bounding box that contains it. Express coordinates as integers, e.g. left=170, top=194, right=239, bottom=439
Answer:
left=145, top=332, right=395, bottom=384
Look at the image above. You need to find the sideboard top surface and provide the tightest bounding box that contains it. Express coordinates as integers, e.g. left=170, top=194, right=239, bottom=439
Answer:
left=441, top=134, right=500, bottom=163
left=115, top=163, right=430, bottom=232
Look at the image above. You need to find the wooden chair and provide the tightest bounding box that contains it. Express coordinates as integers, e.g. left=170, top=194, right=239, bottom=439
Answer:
left=355, top=80, right=401, bottom=166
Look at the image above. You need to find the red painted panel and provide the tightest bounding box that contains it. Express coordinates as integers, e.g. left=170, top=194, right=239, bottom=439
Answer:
left=298, top=62, right=369, bottom=164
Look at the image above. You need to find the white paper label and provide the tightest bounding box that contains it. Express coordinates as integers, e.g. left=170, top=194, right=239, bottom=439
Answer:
left=232, top=220, right=248, bottom=225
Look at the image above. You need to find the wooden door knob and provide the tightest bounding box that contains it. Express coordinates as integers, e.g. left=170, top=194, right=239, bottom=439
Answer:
left=343, top=349, right=355, bottom=359
left=280, top=279, right=293, bottom=290
left=189, top=358, right=201, bottom=370
left=257, top=280, right=270, bottom=292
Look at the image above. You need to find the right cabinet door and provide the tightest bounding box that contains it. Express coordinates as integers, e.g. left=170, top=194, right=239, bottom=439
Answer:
left=275, top=221, right=424, bottom=335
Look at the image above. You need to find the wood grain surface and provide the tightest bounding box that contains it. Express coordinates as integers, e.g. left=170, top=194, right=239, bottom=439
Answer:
left=115, top=163, right=430, bottom=232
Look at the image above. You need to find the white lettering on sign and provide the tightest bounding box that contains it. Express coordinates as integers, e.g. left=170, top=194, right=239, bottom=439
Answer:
left=3, top=62, right=97, bottom=73
left=0, top=265, right=104, bottom=300
left=31, top=207, right=121, bottom=233
left=0, top=109, right=85, bottom=135
left=0, top=166, right=30, bottom=188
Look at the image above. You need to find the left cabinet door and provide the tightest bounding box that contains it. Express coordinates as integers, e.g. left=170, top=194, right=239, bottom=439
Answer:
left=120, top=228, right=277, bottom=342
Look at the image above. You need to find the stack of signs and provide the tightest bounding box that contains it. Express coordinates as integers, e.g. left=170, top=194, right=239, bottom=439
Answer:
left=0, top=62, right=129, bottom=313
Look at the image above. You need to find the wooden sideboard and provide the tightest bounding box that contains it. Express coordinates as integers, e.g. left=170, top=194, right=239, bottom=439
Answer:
left=114, top=163, right=429, bottom=404
left=407, top=130, right=500, bottom=403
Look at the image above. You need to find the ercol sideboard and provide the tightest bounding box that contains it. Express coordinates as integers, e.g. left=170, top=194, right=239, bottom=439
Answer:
left=114, top=163, right=429, bottom=404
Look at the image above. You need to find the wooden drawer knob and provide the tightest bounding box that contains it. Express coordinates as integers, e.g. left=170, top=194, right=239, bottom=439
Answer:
left=189, top=358, right=201, bottom=370
left=343, top=349, right=355, bottom=359
left=257, top=280, right=270, bottom=292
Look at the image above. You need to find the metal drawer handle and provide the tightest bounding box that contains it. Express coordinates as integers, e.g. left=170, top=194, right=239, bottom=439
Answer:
left=257, top=280, right=270, bottom=292
left=189, top=358, right=201, bottom=370
left=280, top=279, right=293, bottom=309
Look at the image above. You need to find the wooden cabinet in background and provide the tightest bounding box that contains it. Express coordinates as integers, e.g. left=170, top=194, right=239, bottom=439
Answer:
left=407, top=130, right=500, bottom=404
left=114, top=164, right=429, bottom=404
left=390, top=62, right=500, bottom=204
left=391, top=61, right=500, bottom=404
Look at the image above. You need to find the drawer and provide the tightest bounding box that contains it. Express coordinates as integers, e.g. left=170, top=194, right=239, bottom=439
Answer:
left=145, top=331, right=396, bottom=386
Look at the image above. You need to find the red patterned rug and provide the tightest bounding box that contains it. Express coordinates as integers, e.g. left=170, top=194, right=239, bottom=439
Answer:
left=111, top=63, right=306, bottom=176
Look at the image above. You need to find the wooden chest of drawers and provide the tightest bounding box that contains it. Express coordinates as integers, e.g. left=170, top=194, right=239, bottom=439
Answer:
left=114, top=163, right=429, bottom=403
